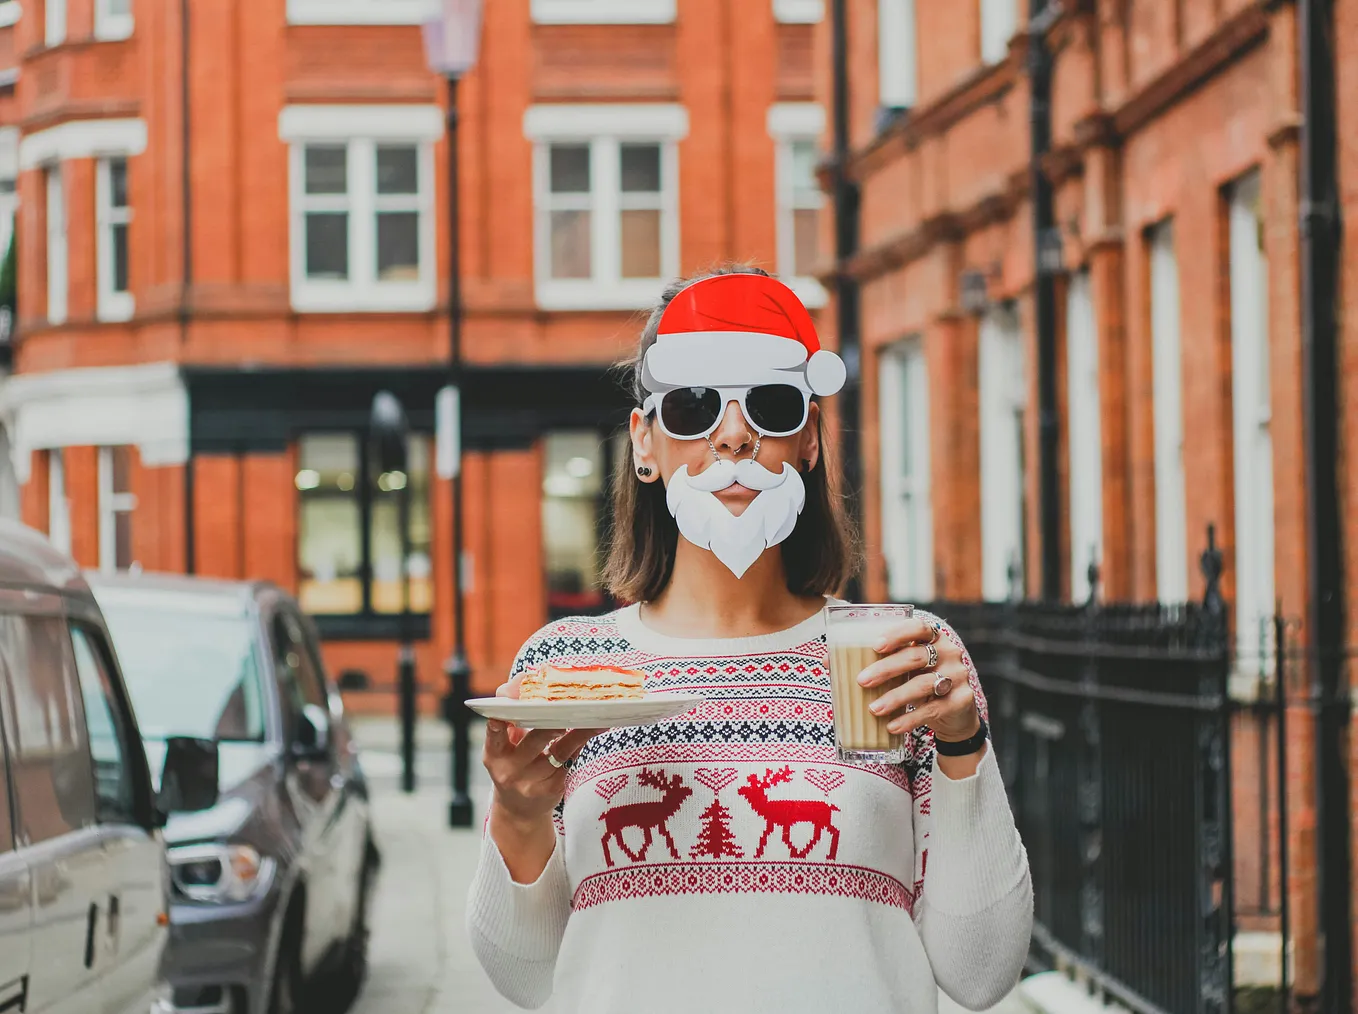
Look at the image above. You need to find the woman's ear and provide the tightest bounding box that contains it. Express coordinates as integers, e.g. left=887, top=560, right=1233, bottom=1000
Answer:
left=629, top=408, right=660, bottom=482
left=800, top=401, right=822, bottom=472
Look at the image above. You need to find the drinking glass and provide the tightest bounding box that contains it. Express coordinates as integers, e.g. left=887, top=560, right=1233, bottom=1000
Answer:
left=824, top=603, right=914, bottom=765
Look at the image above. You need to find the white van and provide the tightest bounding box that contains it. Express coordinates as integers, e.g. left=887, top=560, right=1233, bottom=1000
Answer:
left=0, top=520, right=219, bottom=1013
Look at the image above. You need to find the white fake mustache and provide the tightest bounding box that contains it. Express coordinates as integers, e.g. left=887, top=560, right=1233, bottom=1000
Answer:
left=681, top=457, right=791, bottom=494
left=666, top=461, right=806, bottom=579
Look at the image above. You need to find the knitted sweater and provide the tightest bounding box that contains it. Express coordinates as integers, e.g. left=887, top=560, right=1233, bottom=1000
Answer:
left=467, top=605, right=1032, bottom=1013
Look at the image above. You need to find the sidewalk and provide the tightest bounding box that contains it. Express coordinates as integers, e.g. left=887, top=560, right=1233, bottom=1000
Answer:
left=348, top=716, right=1029, bottom=1014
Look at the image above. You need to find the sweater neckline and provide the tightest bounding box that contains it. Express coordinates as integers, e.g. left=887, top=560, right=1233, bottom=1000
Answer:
left=614, top=601, right=828, bottom=657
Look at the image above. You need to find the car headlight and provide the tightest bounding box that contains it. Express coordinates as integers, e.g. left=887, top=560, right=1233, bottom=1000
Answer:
left=168, top=844, right=275, bottom=903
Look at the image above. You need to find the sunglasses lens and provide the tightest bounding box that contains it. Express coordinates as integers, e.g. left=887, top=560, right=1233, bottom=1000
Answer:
left=659, top=387, right=722, bottom=437
left=744, top=385, right=807, bottom=434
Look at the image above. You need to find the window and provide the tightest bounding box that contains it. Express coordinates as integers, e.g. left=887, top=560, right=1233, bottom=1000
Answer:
left=878, top=0, right=918, bottom=110
left=979, top=303, right=1027, bottom=601
left=531, top=0, right=676, bottom=23
left=1066, top=269, right=1103, bottom=601
left=979, top=0, right=1017, bottom=64
left=767, top=102, right=829, bottom=308
left=773, top=0, right=824, bottom=21
left=543, top=431, right=613, bottom=619
left=46, top=165, right=66, bottom=325
left=879, top=339, right=933, bottom=600
left=97, top=157, right=133, bottom=322
left=0, top=614, right=96, bottom=843
left=45, top=0, right=64, bottom=46
left=1229, top=173, right=1274, bottom=668
left=0, top=127, right=17, bottom=266
left=287, top=0, right=437, bottom=24
left=69, top=626, right=136, bottom=824
left=1149, top=220, right=1188, bottom=603
left=94, top=0, right=132, bottom=40
left=526, top=104, right=687, bottom=311
left=297, top=432, right=431, bottom=620
left=98, top=445, right=137, bottom=572
left=0, top=2, right=20, bottom=29
left=48, top=448, right=71, bottom=554
left=271, top=610, right=328, bottom=742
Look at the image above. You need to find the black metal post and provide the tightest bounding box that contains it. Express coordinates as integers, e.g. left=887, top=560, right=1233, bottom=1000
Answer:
left=398, top=472, right=416, bottom=795
left=1274, top=610, right=1290, bottom=1014
left=444, top=73, right=474, bottom=829
left=829, top=0, right=863, bottom=600
left=1299, top=0, right=1352, bottom=1006
left=1029, top=0, right=1061, bottom=602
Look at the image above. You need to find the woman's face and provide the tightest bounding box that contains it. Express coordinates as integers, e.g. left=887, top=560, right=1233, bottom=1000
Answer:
left=630, top=397, right=821, bottom=518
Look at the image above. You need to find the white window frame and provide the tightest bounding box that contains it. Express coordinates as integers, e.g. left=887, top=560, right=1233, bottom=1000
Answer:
left=979, top=303, right=1026, bottom=601
left=767, top=103, right=827, bottom=309
left=1149, top=220, right=1188, bottom=603
left=879, top=339, right=933, bottom=601
left=878, top=0, right=918, bottom=110
left=0, top=2, right=22, bottom=30
left=48, top=447, right=71, bottom=554
left=531, top=0, right=675, bottom=24
left=979, top=0, right=1017, bottom=64
left=281, top=105, right=441, bottom=314
left=93, top=0, right=132, bottom=41
left=0, top=127, right=17, bottom=264
left=1228, top=172, right=1274, bottom=674
left=287, top=0, right=436, bottom=25
left=1066, top=269, right=1103, bottom=602
left=96, top=157, right=133, bottom=323
left=44, top=0, right=64, bottom=45
left=45, top=165, right=66, bottom=326
left=525, top=104, right=687, bottom=312
left=773, top=0, right=824, bottom=23
left=97, top=445, right=137, bottom=573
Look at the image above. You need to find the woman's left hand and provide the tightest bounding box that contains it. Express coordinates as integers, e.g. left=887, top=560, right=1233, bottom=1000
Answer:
left=856, top=616, right=981, bottom=743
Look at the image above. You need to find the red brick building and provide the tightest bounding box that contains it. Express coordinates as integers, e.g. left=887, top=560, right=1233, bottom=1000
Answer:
left=816, top=0, right=1355, bottom=999
left=0, top=0, right=828, bottom=706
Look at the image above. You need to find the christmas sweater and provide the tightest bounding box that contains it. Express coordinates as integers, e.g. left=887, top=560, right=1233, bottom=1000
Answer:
left=467, top=604, right=1032, bottom=1013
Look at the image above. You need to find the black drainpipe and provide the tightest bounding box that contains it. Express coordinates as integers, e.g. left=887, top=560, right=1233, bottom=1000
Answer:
left=829, top=0, right=863, bottom=599
left=1299, top=0, right=1351, bottom=1006
left=180, top=0, right=195, bottom=574
left=1029, top=0, right=1060, bottom=602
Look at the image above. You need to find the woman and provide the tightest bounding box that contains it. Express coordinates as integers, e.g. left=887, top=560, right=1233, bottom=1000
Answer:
left=468, top=267, right=1032, bottom=1012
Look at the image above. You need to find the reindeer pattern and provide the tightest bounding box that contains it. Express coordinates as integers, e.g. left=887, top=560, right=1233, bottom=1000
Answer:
left=598, top=767, right=694, bottom=867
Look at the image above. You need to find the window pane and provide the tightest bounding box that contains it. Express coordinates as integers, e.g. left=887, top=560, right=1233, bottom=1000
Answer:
left=0, top=615, right=96, bottom=843
left=111, top=445, right=132, bottom=494
left=298, top=434, right=362, bottom=615
left=550, top=210, right=591, bottom=279
left=305, top=213, right=348, bottom=280
left=549, top=145, right=590, bottom=194
left=620, top=144, right=661, bottom=193
left=376, top=145, right=419, bottom=196
left=69, top=628, right=134, bottom=824
left=376, top=212, right=420, bottom=281
left=105, top=0, right=130, bottom=14
left=109, top=157, right=129, bottom=209
left=542, top=432, right=606, bottom=617
left=371, top=435, right=431, bottom=615
left=305, top=145, right=348, bottom=195
left=620, top=209, right=661, bottom=279
left=793, top=208, right=818, bottom=278
left=114, top=511, right=133, bottom=570
left=791, top=141, right=819, bottom=200
left=112, top=222, right=129, bottom=293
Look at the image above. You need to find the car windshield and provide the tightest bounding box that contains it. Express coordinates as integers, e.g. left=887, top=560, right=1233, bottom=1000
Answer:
left=97, top=591, right=267, bottom=742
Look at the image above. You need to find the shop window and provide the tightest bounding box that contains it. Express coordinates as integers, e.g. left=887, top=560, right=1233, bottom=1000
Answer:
left=543, top=431, right=616, bottom=618
left=297, top=432, right=431, bottom=623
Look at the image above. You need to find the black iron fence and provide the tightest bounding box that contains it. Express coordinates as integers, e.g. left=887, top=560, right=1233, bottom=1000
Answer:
left=918, top=531, right=1293, bottom=1014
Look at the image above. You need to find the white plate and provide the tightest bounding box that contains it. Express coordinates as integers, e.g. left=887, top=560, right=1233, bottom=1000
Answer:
left=465, top=693, right=705, bottom=730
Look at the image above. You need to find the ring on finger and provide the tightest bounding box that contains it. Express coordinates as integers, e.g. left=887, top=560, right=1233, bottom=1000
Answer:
left=927, top=620, right=942, bottom=644
left=932, top=673, right=954, bottom=697
left=546, top=752, right=564, bottom=769
left=923, top=642, right=939, bottom=672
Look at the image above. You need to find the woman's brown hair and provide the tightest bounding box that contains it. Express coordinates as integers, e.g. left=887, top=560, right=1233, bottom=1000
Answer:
left=601, top=264, right=860, bottom=603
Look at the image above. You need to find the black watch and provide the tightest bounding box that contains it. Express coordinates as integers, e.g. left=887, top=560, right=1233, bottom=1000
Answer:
left=934, top=717, right=989, bottom=757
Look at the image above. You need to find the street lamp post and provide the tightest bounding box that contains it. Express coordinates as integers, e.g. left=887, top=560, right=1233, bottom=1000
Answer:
left=424, top=0, right=483, bottom=829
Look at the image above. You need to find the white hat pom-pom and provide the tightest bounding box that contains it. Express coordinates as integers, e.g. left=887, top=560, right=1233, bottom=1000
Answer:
left=806, top=349, right=847, bottom=396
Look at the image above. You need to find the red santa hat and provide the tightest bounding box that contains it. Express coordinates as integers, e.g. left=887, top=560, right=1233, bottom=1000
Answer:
left=641, top=274, right=847, bottom=397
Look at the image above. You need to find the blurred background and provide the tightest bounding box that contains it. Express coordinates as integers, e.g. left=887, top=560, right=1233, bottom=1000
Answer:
left=0, top=0, right=1352, bottom=1011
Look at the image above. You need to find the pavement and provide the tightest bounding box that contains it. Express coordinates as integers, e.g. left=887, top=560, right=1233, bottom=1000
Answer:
left=347, top=716, right=1030, bottom=1014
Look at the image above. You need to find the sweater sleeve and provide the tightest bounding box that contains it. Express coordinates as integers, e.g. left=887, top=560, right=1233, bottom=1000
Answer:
left=466, top=828, right=572, bottom=1009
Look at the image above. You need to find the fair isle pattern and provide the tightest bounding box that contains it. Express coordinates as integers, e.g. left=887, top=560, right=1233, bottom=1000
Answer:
left=509, top=609, right=986, bottom=913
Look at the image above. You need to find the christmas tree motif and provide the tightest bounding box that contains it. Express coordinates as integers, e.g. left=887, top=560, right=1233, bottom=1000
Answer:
left=690, top=767, right=743, bottom=859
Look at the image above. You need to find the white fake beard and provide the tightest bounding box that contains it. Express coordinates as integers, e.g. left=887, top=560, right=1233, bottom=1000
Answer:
left=665, top=458, right=807, bottom=579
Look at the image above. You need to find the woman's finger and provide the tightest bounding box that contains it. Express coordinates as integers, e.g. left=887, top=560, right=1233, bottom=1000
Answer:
left=549, top=728, right=605, bottom=764
left=857, top=636, right=960, bottom=687
left=484, top=720, right=512, bottom=758
left=885, top=674, right=978, bottom=736
left=512, top=727, right=561, bottom=760
left=875, top=616, right=943, bottom=655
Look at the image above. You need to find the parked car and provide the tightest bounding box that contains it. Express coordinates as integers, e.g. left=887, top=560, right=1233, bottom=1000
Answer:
left=0, top=520, right=219, bottom=1014
left=88, top=572, right=379, bottom=1014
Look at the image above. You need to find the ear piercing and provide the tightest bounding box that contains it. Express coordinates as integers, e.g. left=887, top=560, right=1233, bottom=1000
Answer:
left=637, top=466, right=653, bottom=478
left=801, top=458, right=812, bottom=472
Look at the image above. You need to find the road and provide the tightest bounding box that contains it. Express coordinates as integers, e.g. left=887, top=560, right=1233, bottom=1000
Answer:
left=347, top=716, right=1028, bottom=1014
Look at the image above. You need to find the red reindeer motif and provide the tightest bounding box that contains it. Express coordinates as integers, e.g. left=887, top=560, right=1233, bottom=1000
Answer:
left=599, top=767, right=693, bottom=867
left=737, top=766, right=840, bottom=861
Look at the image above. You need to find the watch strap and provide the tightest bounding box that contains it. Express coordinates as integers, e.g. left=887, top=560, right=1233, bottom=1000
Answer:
left=934, top=716, right=989, bottom=757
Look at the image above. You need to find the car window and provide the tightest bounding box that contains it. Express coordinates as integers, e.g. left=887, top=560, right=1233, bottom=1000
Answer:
left=69, top=626, right=137, bottom=825
left=0, top=614, right=96, bottom=843
left=272, top=610, right=327, bottom=738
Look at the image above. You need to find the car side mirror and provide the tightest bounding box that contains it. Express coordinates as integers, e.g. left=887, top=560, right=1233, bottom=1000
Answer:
left=156, top=737, right=220, bottom=820
left=291, top=704, right=330, bottom=762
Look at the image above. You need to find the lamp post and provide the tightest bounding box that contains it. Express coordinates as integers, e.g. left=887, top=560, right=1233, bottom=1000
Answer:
left=423, top=0, right=483, bottom=829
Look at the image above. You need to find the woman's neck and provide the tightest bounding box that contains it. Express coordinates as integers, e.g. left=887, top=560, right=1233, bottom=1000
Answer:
left=641, top=538, right=824, bottom=639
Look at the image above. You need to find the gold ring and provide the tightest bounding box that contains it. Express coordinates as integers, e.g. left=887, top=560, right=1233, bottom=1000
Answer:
left=546, top=753, right=564, bottom=769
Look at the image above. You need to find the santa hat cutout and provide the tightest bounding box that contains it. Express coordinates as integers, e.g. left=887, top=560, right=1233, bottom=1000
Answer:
left=641, top=274, right=847, bottom=397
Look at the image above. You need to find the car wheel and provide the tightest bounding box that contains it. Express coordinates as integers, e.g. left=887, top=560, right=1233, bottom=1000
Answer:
left=311, top=844, right=376, bottom=1014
